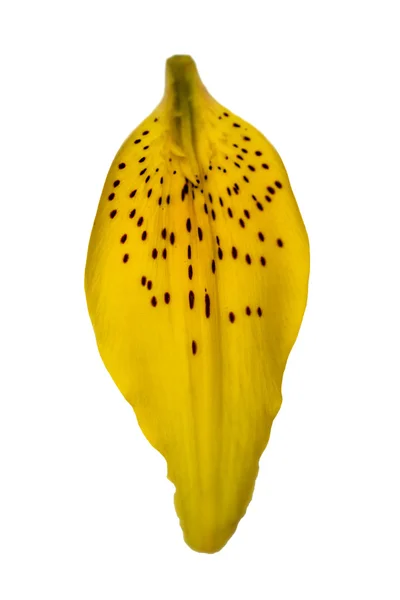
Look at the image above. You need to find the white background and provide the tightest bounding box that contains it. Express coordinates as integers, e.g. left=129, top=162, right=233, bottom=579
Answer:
left=1, top=1, right=399, bottom=598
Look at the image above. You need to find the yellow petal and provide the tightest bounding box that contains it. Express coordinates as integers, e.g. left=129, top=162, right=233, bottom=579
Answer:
left=85, top=55, right=310, bottom=553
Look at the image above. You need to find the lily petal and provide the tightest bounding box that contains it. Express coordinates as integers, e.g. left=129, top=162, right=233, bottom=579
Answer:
left=85, top=55, right=310, bottom=553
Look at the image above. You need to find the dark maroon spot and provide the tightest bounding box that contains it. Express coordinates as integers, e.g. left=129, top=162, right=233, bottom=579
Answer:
left=134, top=139, right=141, bottom=144
left=120, top=234, right=127, bottom=244
left=147, top=188, right=152, bottom=198
left=188, top=245, right=192, bottom=259
left=141, top=231, right=147, bottom=241
left=162, top=227, right=167, bottom=239
left=244, top=209, right=250, bottom=219
left=239, top=218, right=245, bottom=228
left=151, top=296, right=157, bottom=307
left=228, top=207, right=233, bottom=218
left=257, top=307, right=262, bottom=317
left=229, top=312, right=235, bottom=323
left=137, top=216, right=144, bottom=227
left=164, top=292, right=170, bottom=304
left=246, top=306, right=251, bottom=316
left=248, top=165, right=255, bottom=172
left=192, top=340, right=197, bottom=355
left=162, top=248, right=167, bottom=259
left=181, top=183, right=189, bottom=200
left=129, top=209, right=136, bottom=219
left=147, top=280, right=153, bottom=290
left=211, top=259, right=216, bottom=273
left=110, top=209, right=117, bottom=219
left=152, top=248, right=158, bottom=259
left=130, top=189, right=137, bottom=198
left=262, top=163, right=269, bottom=170
left=139, top=157, right=146, bottom=163
left=265, top=195, right=272, bottom=202
left=255, top=151, right=262, bottom=156
left=122, top=253, right=129, bottom=263
left=205, top=294, right=210, bottom=318
left=258, top=231, right=265, bottom=241
left=243, top=175, right=249, bottom=183
left=275, top=181, right=283, bottom=189
left=277, top=238, right=284, bottom=247
left=246, top=254, right=251, bottom=265
left=232, top=246, right=238, bottom=259
left=141, top=276, right=146, bottom=286
left=218, top=247, right=223, bottom=260
left=189, top=290, right=195, bottom=309
left=188, top=265, right=193, bottom=280
left=256, top=202, right=264, bottom=211
left=261, top=256, right=266, bottom=266
left=170, top=232, right=175, bottom=245
left=142, top=130, right=149, bottom=135
left=113, top=180, right=120, bottom=188
left=186, top=218, right=191, bottom=232
left=108, top=193, right=115, bottom=201
left=267, top=186, right=275, bottom=194
left=198, top=227, right=203, bottom=241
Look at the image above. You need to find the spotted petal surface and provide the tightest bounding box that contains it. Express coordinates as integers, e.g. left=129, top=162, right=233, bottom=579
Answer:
left=85, top=55, right=310, bottom=553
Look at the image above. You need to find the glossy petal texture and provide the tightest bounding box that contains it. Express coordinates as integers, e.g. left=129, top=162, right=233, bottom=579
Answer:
left=85, top=56, right=310, bottom=553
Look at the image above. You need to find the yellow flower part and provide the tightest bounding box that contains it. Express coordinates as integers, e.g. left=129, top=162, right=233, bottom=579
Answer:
left=85, top=55, right=310, bottom=553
